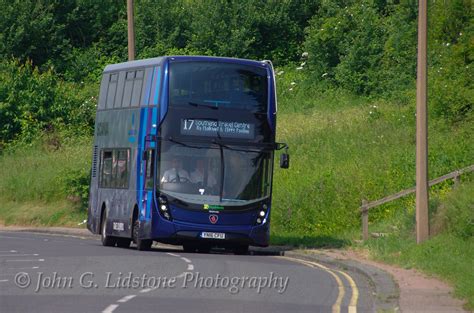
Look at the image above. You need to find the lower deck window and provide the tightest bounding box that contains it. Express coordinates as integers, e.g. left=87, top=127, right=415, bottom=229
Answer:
left=100, top=149, right=130, bottom=189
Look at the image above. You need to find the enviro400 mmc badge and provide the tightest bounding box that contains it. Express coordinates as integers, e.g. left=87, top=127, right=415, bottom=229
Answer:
left=203, top=204, right=224, bottom=211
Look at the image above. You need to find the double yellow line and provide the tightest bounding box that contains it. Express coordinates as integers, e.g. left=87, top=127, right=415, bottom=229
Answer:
left=279, top=256, right=359, bottom=313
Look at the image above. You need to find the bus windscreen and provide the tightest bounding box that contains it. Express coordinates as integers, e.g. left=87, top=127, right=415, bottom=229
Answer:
left=158, top=142, right=273, bottom=206
left=169, top=61, right=268, bottom=113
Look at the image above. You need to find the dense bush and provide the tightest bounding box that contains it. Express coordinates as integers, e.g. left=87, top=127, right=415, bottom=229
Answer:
left=428, top=1, right=473, bottom=121
left=0, top=0, right=471, bottom=132
left=61, top=168, right=91, bottom=209
left=304, top=1, right=417, bottom=95
left=0, top=60, right=96, bottom=147
left=303, top=0, right=472, bottom=122
left=0, top=0, right=125, bottom=72
left=0, top=0, right=318, bottom=75
left=432, top=180, right=474, bottom=239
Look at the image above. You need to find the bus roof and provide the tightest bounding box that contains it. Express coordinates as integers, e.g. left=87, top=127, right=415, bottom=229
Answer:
left=103, top=56, right=269, bottom=73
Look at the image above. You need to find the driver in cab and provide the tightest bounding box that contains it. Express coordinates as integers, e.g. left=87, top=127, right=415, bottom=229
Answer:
left=161, top=158, right=190, bottom=183
left=190, top=159, right=217, bottom=187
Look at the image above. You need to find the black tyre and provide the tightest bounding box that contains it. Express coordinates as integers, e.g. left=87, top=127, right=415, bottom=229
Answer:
left=196, top=244, right=211, bottom=254
left=132, top=219, right=152, bottom=251
left=116, top=238, right=131, bottom=248
left=182, top=243, right=197, bottom=253
left=101, top=210, right=116, bottom=247
left=233, top=245, right=249, bottom=255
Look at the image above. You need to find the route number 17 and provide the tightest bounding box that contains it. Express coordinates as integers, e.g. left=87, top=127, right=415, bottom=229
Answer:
left=183, top=119, right=195, bottom=130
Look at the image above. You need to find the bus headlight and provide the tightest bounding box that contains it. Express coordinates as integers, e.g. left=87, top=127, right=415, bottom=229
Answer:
left=256, top=204, right=269, bottom=225
left=158, top=196, right=172, bottom=221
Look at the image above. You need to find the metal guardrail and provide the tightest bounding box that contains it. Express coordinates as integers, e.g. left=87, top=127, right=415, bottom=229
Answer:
left=360, top=164, right=474, bottom=240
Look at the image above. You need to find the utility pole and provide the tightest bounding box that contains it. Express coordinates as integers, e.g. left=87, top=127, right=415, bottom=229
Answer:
left=127, top=0, right=135, bottom=61
left=416, top=0, right=429, bottom=244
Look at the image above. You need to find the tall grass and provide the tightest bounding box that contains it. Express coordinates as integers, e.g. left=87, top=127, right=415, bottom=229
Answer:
left=270, top=66, right=473, bottom=241
left=0, top=135, right=91, bottom=201
left=0, top=134, right=91, bottom=226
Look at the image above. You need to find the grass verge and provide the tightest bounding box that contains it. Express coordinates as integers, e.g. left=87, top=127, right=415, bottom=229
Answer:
left=0, top=134, right=91, bottom=226
left=364, top=180, right=474, bottom=310
left=0, top=199, right=87, bottom=227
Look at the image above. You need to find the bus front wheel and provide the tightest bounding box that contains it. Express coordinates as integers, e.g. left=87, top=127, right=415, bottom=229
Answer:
left=116, top=238, right=131, bottom=248
left=233, top=245, right=249, bottom=255
left=132, top=219, right=152, bottom=251
left=182, top=243, right=197, bottom=253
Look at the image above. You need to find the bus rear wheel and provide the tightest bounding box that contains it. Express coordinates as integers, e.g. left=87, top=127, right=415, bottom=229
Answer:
left=101, top=211, right=116, bottom=247
left=132, top=219, right=152, bottom=251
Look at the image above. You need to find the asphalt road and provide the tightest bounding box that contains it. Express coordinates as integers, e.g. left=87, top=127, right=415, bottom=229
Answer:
left=0, top=231, right=374, bottom=313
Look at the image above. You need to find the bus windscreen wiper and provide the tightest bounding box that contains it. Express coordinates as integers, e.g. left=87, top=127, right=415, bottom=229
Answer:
left=167, top=137, right=207, bottom=149
left=187, top=102, right=218, bottom=110
left=211, top=139, right=275, bottom=152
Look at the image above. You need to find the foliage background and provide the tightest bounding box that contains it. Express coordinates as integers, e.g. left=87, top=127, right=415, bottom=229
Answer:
left=0, top=0, right=472, bottom=233
left=0, top=1, right=472, bottom=307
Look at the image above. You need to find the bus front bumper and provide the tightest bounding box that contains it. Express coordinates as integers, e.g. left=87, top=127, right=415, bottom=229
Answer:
left=151, top=218, right=270, bottom=247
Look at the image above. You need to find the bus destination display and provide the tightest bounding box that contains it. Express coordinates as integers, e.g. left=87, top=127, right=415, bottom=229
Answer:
left=181, top=118, right=255, bottom=139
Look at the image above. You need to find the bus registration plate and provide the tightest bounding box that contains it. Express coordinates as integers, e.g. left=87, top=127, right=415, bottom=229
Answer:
left=201, top=232, right=226, bottom=239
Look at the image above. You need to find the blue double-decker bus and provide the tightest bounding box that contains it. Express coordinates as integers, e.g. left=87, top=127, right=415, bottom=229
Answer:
left=87, top=56, right=289, bottom=254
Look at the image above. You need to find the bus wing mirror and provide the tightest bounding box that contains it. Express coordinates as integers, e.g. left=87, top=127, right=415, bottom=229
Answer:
left=280, top=153, right=290, bottom=169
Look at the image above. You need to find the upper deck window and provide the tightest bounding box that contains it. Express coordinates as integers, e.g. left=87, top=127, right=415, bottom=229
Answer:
left=99, top=69, right=145, bottom=110
left=169, top=61, right=268, bottom=113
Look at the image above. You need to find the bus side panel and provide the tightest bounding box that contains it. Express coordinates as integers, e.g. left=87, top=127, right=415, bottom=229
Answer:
left=87, top=143, right=100, bottom=234
left=97, top=188, right=135, bottom=238
left=135, top=66, right=161, bottom=240
left=89, top=108, right=140, bottom=237
left=88, top=61, right=164, bottom=237
left=87, top=74, right=110, bottom=234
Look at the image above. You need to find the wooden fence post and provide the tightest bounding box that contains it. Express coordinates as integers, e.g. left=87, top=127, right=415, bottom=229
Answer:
left=358, top=165, right=472, bottom=243
left=454, top=172, right=461, bottom=187
left=361, top=199, right=369, bottom=241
